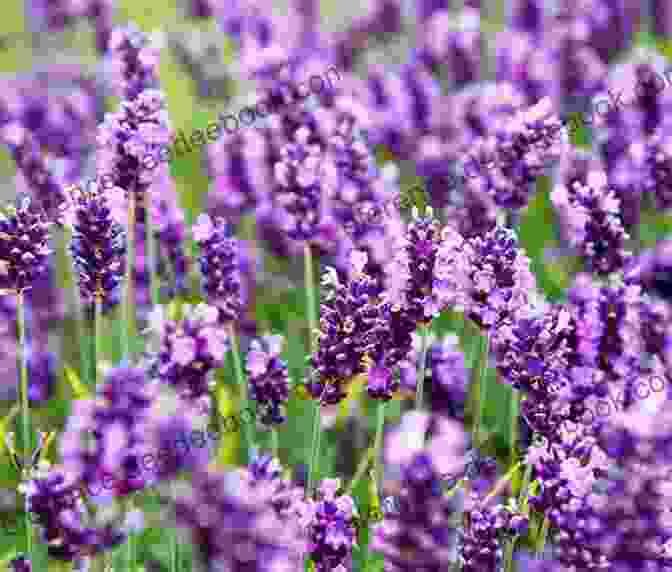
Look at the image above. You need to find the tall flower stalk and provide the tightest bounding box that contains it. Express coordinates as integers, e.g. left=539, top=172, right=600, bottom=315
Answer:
left=16, top=293, right=31, bottom=558
left=304, top=243, right=321, bottom=495
left=0, top=196, right=52, bottom=561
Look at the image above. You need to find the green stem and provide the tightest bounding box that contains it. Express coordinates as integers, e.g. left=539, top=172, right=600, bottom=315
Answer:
left=346, top=447, right=373, bottom=495
left=510, top=388, right=520, bottom=467
left=170, top=481, right=179, bottom=572
left=270, top=428, right=279, bottom=458
left=536, top=515, right=551, bottom=556
left=126, top=496, right=134, bottom=572
left=94, top=294, right=103, bottom=388
left=122, top=193, right=136, bottom=358
left=504, top=537, right=517, bottom=572
left=307, top=400, right=322, bottom=496
left=473, top=332, right=491, bottom=446
left=304, top=243, right=322, bottom=497
left=229, top=325, right=253, bottom=464
left=372, top=401, right=387, bottom=490
left=303, top=243, right=318, bottom=352
left=415, top=325, right=430, bottom=409
left=146, top=195, right=160, bottom=308
left=17, top=293, right=32, bottom=558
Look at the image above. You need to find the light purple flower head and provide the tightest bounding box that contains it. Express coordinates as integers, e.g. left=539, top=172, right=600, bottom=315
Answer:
left=551, top=170, right=631, bottom=275
left=170, top=466, right=306, bottom=572
left=108, top=24, right=160, bottom=101
left=151, top=303, right=230, bottom=400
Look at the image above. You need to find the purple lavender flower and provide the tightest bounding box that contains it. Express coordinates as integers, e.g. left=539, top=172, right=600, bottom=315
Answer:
left=152, top=304, right=229, bottom=400
left=69, top=184, right=126, bottom=306
left=307, top=252, right=381, bottom=405
left=372, top=413, right=467, bottom=571
left=193, top=214, right=242, bottom=323
left=26, top=465, right=125, bottom=560
left=0, top=195, right=52, bottom=294
left=419, top=7, right=481, bottom=87
left=460, top=500, right=528, bottom=572
left=148, top=167, right=191, bottom=298
left=60, top=365, right=156, bottom=497
left=460, top=226, right=536, bottom=330
left=463, top=97, right=566, bottom=211
left=27, top=349, right=58, bottom=405
left=95, top=89, right=172, bottom=210
left=302, top=478, right=358, bottom=572
left=626, top=238, right=672, bottom=302
left=244, top=455, right=305, bottom=522
left=0, top=122, right=65, bottom=220
left=246, top=334, right=290, bottom=425
left=272, top=124, right=326, bottom=242
left=108, top=24, right=160, bottom=101
left=429, top=334, right=471, bottom=420
left=366, top=362, right=398, bottom=401
left=551, top=170, right=630, bottom=275
left=384, top=208, right=443, bottom=325
left=171, top=467, right=306, bottom=572
left=8, top=555, right=31, bottom=572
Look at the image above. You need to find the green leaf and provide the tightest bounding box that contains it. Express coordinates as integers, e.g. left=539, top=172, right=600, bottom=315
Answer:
left=63, top=366, right=91, bottom=400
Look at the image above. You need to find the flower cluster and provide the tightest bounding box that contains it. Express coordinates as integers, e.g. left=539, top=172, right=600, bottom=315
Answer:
left=150, top=304, right=229, bottom=400
left=69, top=184, right=126, bottom=305
left=246, top=335, right=290, bottom=426
left=193, top=213, right=242, bottom=323
left=0, top=196, right=52, bottom=294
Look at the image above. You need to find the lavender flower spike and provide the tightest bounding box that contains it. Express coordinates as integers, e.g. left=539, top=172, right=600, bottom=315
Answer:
left=108, top=24, right=160, bottom=101
left=551, top=170, right=631, bottom=276
left=69, top=184, right=126, bottom=306
left=246, top=334, right=290, bottom=426
left=193, top=213, right=242, bottom=323
left=0, top=195, right=52, bottom=294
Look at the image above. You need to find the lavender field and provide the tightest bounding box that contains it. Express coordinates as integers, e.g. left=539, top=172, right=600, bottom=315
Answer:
left=2, top=1, right=672, bottom=571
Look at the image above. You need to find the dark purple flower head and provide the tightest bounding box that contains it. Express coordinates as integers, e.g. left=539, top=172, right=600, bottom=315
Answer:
left=0, top=195, right=52, bottom=294
left=25, top=465, right=125, bottom=561
left=302, top=478, right=358, bottom=572
left=642, top=126, right=672, bottom=211
left=463, top=226, right=536, bottom=330
left=8, top=555, right=31, bottom=572
left=27, top=349, right=58, bottom=405
left=108, top=24, right=160, bottom=101
left=193, top=214, right=242, bottom=323
left=551, top=170, right=630, bottom=275
left=171, top=467, right=306, bottom=572
left=308, top=251, right=381, bottom=405
left=246, top=334, right=290, bottom=426
left=272, top=124, right=326, bottom=242
left=151, top=303, right=230, bottom=400
left=460, top=500, right=529, bottom=572
left=69, top=184, right=126, bottom=305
